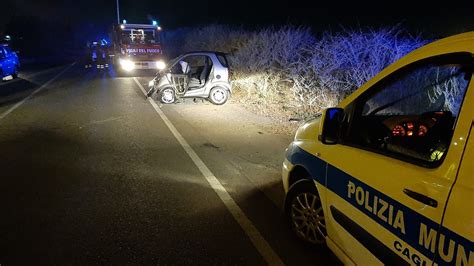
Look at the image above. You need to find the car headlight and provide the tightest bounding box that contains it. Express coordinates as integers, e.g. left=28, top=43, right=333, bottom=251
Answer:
left=155, top=60, right=166, bottom=70
left=148, top=80, right=155, bottom=87
left=119, top=59, right=135, bottom=71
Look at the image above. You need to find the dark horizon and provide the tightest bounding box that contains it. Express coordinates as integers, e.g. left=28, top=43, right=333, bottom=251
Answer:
left=2, top=0, right=473, bottom=35
left=1, top=0, right=473, bottom=58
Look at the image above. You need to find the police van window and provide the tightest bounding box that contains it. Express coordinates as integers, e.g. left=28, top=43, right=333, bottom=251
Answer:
left=121, top=29, right=160, bottom=45
left=346, top=54, right=472, bottom=167
left=151, top=30, right=161, bottom=44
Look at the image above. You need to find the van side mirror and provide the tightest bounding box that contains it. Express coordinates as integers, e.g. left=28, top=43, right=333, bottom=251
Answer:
left=319, top=108, right=344, bottom=145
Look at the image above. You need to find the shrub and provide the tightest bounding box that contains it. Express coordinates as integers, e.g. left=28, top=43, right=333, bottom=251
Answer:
left=163, top=25, right=426, bottom=120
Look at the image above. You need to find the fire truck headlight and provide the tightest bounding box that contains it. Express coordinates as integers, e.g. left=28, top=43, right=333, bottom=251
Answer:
left=155, top=61, right=166, bottom=70
left=119, top=59, right=135, bottom=71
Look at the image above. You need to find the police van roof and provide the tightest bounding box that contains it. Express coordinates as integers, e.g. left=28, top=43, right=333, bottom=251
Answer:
left=120, top=24, right=159, bottom=30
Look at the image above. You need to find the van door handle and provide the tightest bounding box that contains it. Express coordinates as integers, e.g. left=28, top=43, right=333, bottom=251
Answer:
left=403, top=189, right=438, bottom=208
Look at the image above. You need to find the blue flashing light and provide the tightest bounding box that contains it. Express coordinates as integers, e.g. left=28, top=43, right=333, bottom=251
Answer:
left=122, top=19, right=127, bottom=24
left=152, top=20, right=158, bottom=26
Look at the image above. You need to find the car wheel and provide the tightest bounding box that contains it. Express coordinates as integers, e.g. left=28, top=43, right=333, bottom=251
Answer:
left=285, top=179, right=327, bottom=245
left=159, top=88, right=176, bottom=104
left=208, top=87, right=229, bottom=105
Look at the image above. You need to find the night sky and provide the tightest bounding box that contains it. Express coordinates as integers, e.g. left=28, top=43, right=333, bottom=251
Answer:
left=1, top=0, right=473, bottom=37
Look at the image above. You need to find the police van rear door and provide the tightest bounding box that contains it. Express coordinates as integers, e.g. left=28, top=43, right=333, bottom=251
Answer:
left=322, top=53, right=472, bottom=265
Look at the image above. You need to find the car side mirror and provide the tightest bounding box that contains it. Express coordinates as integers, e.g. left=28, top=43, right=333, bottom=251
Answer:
left=319, top=108, right=344, bottom=145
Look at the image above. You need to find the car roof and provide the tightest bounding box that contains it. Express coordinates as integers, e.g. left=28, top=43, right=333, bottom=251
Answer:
left=424, top=31, right=474, bottom=52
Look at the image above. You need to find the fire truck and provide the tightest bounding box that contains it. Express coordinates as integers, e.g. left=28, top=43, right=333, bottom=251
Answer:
left=109, top=22, right=165, bottom=72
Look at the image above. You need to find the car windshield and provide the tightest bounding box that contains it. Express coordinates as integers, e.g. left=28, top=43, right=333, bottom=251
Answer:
left=167, top=56, right=182, bottom=68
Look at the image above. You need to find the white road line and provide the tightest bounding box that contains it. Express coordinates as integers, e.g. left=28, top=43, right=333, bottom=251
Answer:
left=133, top=78, right=284, bottom=265
left=0, top=63, right=75, bottom=121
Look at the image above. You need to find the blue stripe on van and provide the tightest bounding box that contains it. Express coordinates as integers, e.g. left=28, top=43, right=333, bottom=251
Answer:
left=286, top=143, right=473, bottom=266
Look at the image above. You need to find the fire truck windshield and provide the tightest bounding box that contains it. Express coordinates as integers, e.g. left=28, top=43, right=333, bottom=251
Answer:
left=121, top=29, right=160, bottom=45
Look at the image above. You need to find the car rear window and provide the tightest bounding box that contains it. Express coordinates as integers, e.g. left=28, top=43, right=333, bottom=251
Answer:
left=216, top=54, right=229, bottom=68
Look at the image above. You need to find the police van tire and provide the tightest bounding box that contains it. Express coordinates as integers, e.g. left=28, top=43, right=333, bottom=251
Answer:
left=159, top=88, right=177, bottom=104
left=116, top=68, right=124, bottom=76
left=12, top=66, right=19, bottom=79
left=208, top=87, right=229, bottom=105
left=285, top=179, right=327, bottom=245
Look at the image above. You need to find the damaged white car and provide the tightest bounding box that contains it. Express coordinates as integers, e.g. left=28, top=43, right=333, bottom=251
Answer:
left=147, top=51, right=231, bottom=105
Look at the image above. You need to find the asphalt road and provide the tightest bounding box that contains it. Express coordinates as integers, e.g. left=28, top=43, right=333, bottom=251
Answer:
left=0, top=64, right=338, bottom=265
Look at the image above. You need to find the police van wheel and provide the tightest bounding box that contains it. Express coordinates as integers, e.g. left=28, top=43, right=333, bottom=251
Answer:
left=159, top=88, right=177, bottom=104
left=12, top=66, right=19, bottom=79
left=285, top=179, right=327, bottom=245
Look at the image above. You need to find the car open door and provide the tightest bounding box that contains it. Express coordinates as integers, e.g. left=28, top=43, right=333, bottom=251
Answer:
left=170, top=74, right=188, bottom=94
left=168, top=59, right=189, bottom=95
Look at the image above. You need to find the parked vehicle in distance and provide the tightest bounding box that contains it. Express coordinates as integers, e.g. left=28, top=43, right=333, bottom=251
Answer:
left=147, top=51, right=231, bottom=105
left=282, top=32, right=473, bottom=265
left=109, top=22, right=164, bottom=72
left=0, top=44, right=20, bottom=81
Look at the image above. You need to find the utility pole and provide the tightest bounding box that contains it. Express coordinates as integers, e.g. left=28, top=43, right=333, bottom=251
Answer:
left=116, top=0, right=120, bottom=24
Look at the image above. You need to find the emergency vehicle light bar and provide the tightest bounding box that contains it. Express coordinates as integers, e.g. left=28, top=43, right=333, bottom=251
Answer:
left=119, top=24, right=160, bottom=30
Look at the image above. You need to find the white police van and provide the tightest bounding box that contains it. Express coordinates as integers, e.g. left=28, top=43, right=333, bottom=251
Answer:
left=0, top=44, right=20, bottom=81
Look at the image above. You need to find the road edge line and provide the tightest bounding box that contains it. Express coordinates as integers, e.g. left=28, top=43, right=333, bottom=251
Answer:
left=0, top=62, right=76, bottom=121
left=133, top=77, right=284, bottom=265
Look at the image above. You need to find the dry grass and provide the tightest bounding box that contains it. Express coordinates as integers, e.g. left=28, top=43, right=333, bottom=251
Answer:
left=163, top=25, right=426, bottom=129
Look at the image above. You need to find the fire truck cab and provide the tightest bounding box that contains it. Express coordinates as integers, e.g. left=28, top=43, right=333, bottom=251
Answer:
left=110, top=23, right=165, bottom=72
